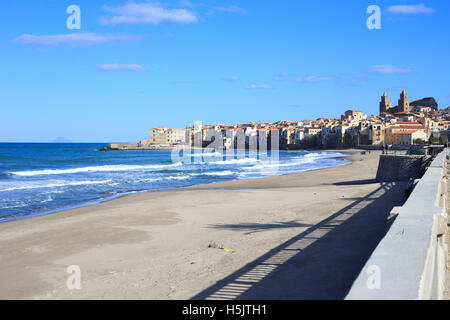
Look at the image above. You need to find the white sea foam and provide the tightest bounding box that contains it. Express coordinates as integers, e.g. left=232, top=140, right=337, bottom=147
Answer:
left=190, top=170, right=235, bottom=177
left=301, top=152, right=347, bottom=159
left=136, top=177, right=163, bottom=183
left=189, top=152, right=223, bottom=157
left=243, top=158, right=315, bottom=170
left=202, top=171, right=235, bottom=176
left=0, top=180, right=113, bottom=192
left=41, top=195, right=53, bottom=203
left=43, top=190, right=64, bottom=194
left=203, top=158, right=260, bottom=165
left=1, top=202, right=28, bottom=209
left=10, top=163, right=182, bottom=177
left=165, top=175, right=190, bottom=180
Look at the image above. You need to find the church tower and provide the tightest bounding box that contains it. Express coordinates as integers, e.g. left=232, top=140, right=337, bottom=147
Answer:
left=379, top=91, right=392, bottom=115
left=398, top=90, right=411, bottom=113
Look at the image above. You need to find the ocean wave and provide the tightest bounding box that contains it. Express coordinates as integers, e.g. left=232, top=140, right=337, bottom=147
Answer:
left=243, top=157, right=315, bottom=170
left=301, top=152, right=347, bottom=159
left=0, top=172, right=13, bottom=179
left=10, top=163, right=182, bottom=177
left=191, top=170, right=235, bottom=177
left=0, top=180, right=113, bottom=192
left=189, top=152, right=223, bottom=157
left=165, top=175, right=190, bottom=180
left=136, top=177, right=163, bottom=183
left=202, top=158, right=260, bottom=165
left=40, top=195, right=53, bottom=203
left=1, top=202, right=28, bottom=209
left=202, top=170, right=235, bottom=176
left=43, top=190, right=64, bottom=194
left=241, top=153, right=347, bottom=171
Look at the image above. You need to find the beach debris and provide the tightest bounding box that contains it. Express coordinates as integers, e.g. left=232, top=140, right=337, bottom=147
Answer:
left=208, top=241, right=223, bottom=249
left=208, top=241, right=232, bottom=252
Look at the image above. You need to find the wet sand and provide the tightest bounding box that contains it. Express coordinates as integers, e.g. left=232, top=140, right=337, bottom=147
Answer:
left=0, top=150, right=406, bottom=299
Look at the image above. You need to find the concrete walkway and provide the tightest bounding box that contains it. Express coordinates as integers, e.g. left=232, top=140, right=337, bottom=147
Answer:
left=446, top=207, right=450, bottom=300
left=446, top=222, right=450, bottom=300
left=445, top=211, right=450, bottom=300
left=444, top=162, right=450, bottom=300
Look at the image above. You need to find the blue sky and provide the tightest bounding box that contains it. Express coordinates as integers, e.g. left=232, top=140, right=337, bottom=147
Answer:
left=0, top=0, right=449, bottom=142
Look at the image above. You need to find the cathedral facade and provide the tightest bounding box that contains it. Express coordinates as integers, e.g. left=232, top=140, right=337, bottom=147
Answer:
left=379, top=90, right=412, bottom=115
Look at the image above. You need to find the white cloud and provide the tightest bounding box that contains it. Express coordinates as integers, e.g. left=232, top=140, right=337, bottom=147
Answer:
left=279, top=72, right=304, bottom=77
left=211, top=6, right=247, bottom=15
left=174, top=1, right=203, bottom=9
left=175, top=1, right=247, bottom=14
left=99, top=63, right=146, bottom=71
left=99, top=3, right=198, bottom=26
left=366, top=65, right=412, bottom=74
left=387, top=3, right=436, bottom=14
left=224, top=76, right=239, bottom=82
left=293, top=76, right=337, bottom=83
left=245, top=84, right=273, bottom=90
left=275, top=72, right=308, bottom=81
left=14, top=33, right=140, bottom=46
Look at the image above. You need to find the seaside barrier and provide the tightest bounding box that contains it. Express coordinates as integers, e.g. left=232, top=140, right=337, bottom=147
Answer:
left=375, top=154, right=431, bottom=182
left=346, top=149, right=449, bottom=300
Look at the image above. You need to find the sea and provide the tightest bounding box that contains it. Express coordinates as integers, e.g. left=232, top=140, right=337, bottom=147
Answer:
left=0, top=143, right=350, bottom=222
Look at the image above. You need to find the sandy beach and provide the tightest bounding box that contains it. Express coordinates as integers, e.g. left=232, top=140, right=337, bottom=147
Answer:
left=0, top=150, right=407, bottom=300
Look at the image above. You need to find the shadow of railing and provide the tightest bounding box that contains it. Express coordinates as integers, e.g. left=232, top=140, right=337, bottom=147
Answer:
left=333, top=179, right=379, bottom=186
left=208, top=221, right=314, bottom=235
left=191, top=181, right=406, bottom=300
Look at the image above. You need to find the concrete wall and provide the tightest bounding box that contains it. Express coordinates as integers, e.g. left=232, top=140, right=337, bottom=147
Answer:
left=376, top=155, right=429, bottom=182
left=346, top=150, right=449, bottom=300
left=108, top=143, right=139, bottom=150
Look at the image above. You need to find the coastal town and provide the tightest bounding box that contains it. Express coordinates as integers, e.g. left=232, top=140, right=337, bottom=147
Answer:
left=106, top=90, right=450, bottom=151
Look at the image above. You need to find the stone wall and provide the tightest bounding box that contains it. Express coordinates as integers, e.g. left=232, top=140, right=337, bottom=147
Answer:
left=376, top=155, right=430, bottom=182
left=108, top=143, right=139, bottom=150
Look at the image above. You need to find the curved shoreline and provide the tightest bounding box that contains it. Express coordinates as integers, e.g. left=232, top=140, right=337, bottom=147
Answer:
left=0, top=150, right=356, bottom=224
left=0, top=149, right=399, bottom=300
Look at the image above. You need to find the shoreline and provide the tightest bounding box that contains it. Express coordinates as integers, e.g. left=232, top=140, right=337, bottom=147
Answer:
left=0, top=150, right=356, bottom=224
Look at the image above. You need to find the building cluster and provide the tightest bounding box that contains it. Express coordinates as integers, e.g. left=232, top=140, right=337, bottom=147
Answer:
left=146, top=91, right=450, bottom=150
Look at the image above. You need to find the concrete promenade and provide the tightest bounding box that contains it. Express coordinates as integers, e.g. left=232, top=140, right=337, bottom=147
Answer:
left=446, top=224, right=450, bottom=300
left=347, top=150, right=450, bottom=300
left=446, top=159, right=450, bottom=300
